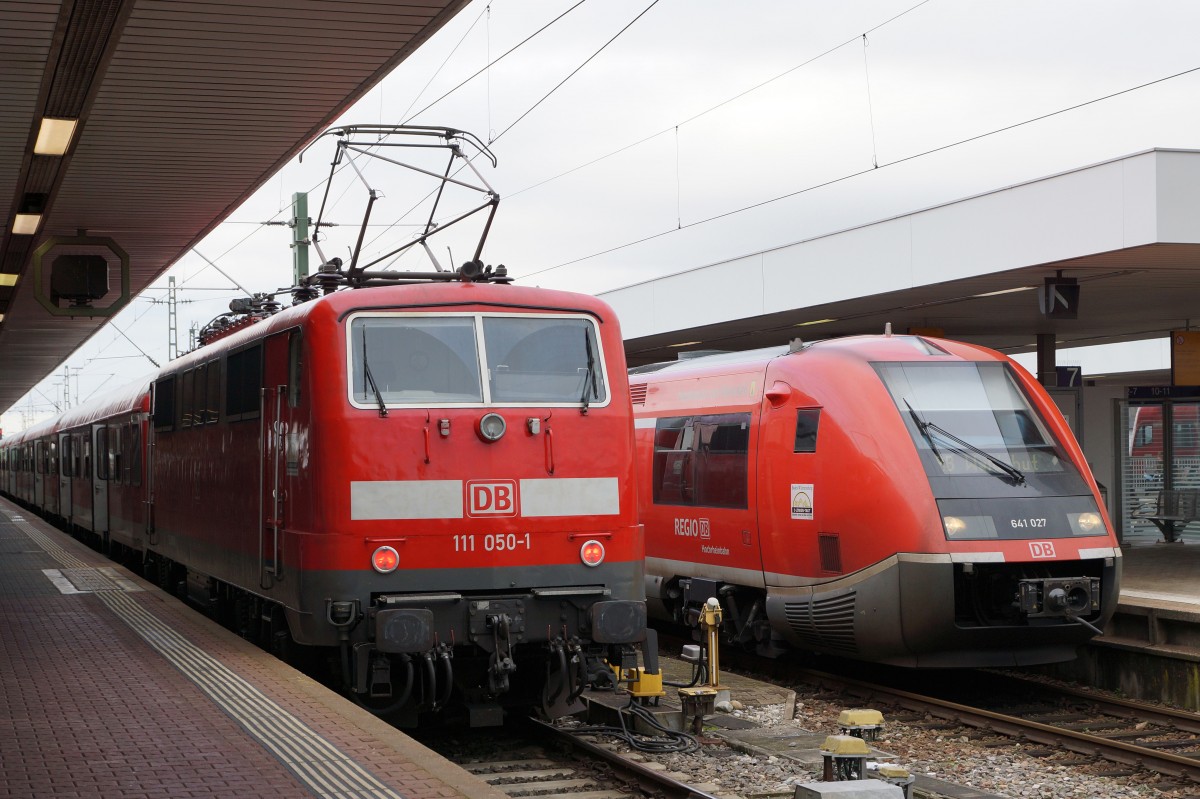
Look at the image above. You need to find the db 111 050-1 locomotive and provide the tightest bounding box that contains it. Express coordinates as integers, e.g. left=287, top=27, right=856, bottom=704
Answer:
left=630, top=333, right=1120, bottom=668
left=0, top=126, right=649, bottom=725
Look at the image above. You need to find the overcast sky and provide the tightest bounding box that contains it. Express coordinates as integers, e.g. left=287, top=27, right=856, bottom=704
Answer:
left=5, top=0, right=1200, bottom=431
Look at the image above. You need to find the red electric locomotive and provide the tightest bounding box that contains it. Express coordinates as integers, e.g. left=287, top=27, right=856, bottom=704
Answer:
left=631, top=333, right=1120, bottom=668
left=0, top=126, right=650, bottom=725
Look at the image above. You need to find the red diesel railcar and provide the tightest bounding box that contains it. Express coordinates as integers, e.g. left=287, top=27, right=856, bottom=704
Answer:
left=631, top=333, right=1120, bottom=668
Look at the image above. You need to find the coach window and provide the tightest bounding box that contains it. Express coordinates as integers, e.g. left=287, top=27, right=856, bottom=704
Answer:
left=35, top=441, right=45, bottom=474
left=109, top=425, right=122, bottom=484
left=49, top=440, right=57, bottom=476
left=794, top=409, right=821, bottom=453
left=226, top=344, right=263, bottom=421
left=96, top=427, right=110, bottom=480
left=126, top=423, right=142, bottom=486
left=153, top=376, right=176, bottom=431
left=81, top=435, right=90, bottom=479
left=60, top=437, right=72, bottom=476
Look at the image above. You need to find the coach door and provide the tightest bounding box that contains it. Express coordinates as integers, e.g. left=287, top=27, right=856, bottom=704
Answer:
left=92, top=424, right=109, bottom=535
left=260, top=332, right=298, bottom=587
left=58, top=433, right=72, bottom=522
left=33, top=441, right=46, bottom=509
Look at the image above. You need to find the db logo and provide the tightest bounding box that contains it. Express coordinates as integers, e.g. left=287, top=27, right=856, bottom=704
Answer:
left=466, top=480, right=518, bottom=517
left=1029, top=541, right=1057, bottom=559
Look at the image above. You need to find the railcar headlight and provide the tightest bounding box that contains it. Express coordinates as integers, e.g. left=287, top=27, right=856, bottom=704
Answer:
left=941, top=515, right=996, bottom=540
left=580, top=539, right=605, bottom=567
left=371, top=546, right=400, bottom=573
left=1069, top=512, right=1104, bottom=535
left=476, top=412, right=506, bottom=442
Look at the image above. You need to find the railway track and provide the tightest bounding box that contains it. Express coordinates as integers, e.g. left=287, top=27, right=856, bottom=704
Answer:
left=415, top=717, right=724, bottom=799
left=795, top=667, right=1200, bottom=793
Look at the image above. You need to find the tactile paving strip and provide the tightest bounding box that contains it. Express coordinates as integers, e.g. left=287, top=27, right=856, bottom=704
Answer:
left=2, top=506, right=409, bottom=799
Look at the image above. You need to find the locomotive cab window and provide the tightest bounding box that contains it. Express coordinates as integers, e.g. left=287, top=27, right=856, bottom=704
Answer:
left=347, top=313, right=608, bottom=409
left=794, top=409, right=821, bottom=453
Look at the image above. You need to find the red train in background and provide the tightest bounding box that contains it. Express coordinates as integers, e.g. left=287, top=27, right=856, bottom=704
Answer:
left=0, top=126, right=649, bottom=726
left=630, top=333, right=1121, bottom=668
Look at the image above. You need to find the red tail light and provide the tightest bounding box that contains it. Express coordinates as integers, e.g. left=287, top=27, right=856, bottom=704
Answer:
left=580, top=539, right=605, bottom=567
left=372, top=546, right=399, bottom=573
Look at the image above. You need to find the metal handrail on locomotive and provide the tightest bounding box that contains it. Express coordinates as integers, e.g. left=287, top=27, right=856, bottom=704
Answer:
left=630, top=333, right=1120, bottom=668
left=0, top=126, right=650, bottom=726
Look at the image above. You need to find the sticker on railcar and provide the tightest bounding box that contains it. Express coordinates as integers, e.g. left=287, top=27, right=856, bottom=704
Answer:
left=466, top=480, right=518, bottom=517
left=791, top=484, right=814, bottom=520
left=674, top=517, right=711, bottom=538
left=1029, top=541, right=1057, bottom=559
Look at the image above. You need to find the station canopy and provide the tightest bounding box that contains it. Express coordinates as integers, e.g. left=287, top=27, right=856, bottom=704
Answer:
left=0, top=0, right=469, bottom=414
left=603, top=148, right=1200, bottom=369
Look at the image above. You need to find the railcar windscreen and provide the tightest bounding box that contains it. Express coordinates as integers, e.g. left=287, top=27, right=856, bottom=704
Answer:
left=348, top=314, right=606, bottom=407
left=876, top=362, right=1066, bottom=476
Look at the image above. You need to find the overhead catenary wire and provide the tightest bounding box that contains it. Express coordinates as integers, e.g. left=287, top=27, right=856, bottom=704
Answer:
left=506, top=0, right=931, bottom=200
left=517, top=63, right=1200, bottom=280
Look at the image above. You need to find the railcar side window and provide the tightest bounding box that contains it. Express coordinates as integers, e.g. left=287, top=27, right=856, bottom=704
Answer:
left=794, top=409, right=821, bottom=453
left=226, top=345, right=263, bottom=420
left=652, top=413, right=750, bottom=508
left=153, top=376, right=176, bottom=431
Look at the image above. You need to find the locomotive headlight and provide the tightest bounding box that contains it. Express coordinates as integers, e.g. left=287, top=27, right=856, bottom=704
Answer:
left=1069, top=512, right=1104, bottom=535
left=371, top=546, right=400, bottom=573
left=476, top=412, right=506, bottom=442
left=580, top=539, right=606, bottom=567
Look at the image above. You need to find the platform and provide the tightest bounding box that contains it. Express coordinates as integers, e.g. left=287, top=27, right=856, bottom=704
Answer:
left=0, top=496, right=506, bottom=799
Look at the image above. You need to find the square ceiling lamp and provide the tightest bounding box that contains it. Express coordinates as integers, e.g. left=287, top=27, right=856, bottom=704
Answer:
left=12, top=193, right=46, bottom=236
left=33, top=117, right=78, bottom=156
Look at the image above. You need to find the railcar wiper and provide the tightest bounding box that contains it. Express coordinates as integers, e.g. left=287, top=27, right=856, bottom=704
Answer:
left=361, top=328, right=388, bottom=418
left=580, top=328, right=598, bottom=415
left=904, top=400, right=1025, bottom=485
left=904, top=400, right=943, bottom=464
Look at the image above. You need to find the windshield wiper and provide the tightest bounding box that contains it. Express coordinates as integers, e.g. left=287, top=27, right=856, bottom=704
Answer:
left=361, top=328, right=388, bottom=418
left=904, top=401, right=1025, bottom=485
left=580, top=327, right=598, bottom=414
left=904, top=400, right=943, bottom=464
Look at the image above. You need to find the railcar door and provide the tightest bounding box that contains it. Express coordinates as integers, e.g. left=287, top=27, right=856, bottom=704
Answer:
left=756, top=374, right=826, bottom=580
left=92, top=424, right=109, bottom=535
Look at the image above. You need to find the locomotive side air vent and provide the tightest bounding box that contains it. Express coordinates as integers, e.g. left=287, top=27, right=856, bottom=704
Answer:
left=818, top=533, right=842, bottom=573
left=784, top=592, right=858, bottom=653
left=629, top=383, right=647, bottom=405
